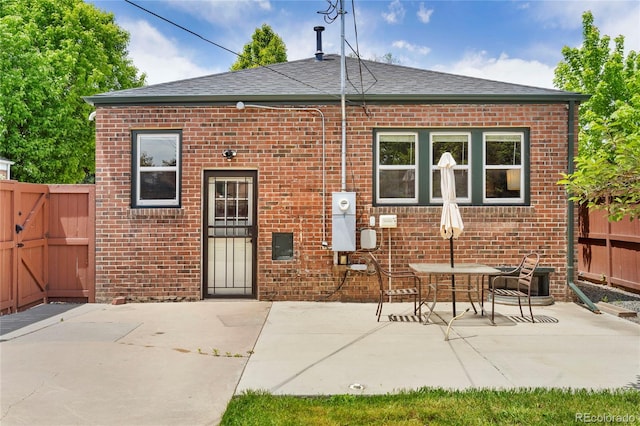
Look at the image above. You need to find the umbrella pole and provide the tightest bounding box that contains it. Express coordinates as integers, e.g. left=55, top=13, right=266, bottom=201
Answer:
left=450, top=236, right=456, bottom=316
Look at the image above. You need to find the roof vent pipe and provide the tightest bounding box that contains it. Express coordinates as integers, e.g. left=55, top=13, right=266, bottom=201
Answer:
left=314, top=26, right=325, bottom=61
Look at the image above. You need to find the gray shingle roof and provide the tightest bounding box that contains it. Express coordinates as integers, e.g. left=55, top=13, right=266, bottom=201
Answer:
left=84, top=54, right=587, bottom=106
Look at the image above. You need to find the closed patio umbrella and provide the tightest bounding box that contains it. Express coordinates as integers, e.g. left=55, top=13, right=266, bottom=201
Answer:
left=438, top=152, right=464, bottom=315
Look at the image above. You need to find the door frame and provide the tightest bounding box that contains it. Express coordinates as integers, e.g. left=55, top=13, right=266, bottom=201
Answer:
left=202, top=170, right=258, bottom=298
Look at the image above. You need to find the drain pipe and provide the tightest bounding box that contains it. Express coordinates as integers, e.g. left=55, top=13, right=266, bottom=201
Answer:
left=565, top=99, right=600, bottom=314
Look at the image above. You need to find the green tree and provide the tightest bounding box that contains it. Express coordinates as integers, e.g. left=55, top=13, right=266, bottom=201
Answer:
left=0, top=0, right=145, bottom=183
left=230, top=24, right=287, bottom=71
left=348, top=52, right=401, bottom=64
left=375, top=52, right=401, bottom=65
left=555, top=11, right=640, bottom=221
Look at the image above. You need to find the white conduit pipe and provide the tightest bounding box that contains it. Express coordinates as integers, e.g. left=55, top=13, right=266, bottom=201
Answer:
left=235, top=102, right=328, bottom=247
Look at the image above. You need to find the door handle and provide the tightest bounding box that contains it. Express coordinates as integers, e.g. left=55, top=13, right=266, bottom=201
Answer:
left=17, top=243, right=24, bottom=248
left=16, top=224, right=24, bottom=234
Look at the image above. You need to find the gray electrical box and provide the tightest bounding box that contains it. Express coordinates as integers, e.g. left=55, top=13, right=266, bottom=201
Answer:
left=331, top=192, right=356, bottom=252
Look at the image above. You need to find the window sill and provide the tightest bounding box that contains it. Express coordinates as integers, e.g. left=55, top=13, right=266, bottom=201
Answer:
left=127, top=208, right=185, bottom=219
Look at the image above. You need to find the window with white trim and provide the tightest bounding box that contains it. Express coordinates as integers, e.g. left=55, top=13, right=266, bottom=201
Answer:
left=374, top=129, right=528, bottom=206
left=430, top=133, right=471, bottom=203
left=376, top=132, right=418, bottom=204
left=483, top=132, right=524, bottom=203
left=132, top=130, right=181, bottom=208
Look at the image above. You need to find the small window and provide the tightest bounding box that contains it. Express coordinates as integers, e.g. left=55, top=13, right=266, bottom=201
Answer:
left=376, top=133, right=418, bottom=204
left=483, top=133, right=524, bottom=203
left=132, top=130, right=181, bottom=208
left=272, top=233, right=293, bottom=260
left=430, top=133, right=471, bottom=203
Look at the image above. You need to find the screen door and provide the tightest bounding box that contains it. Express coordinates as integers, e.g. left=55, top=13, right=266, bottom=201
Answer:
left=204, top=171, right=256, bottom=297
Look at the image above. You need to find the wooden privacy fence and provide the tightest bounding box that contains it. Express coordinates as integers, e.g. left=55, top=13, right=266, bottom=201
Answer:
left=578, top=206, right=640, bottom=293
left=1, top=181, right=95, bottom=313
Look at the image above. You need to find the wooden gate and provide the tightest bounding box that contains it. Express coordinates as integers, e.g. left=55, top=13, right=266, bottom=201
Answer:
left=0, top=181, right=14, bottom=311
left=1, top=181, right=49, bottom=312
left=48, top=185, right=95, bottom=302
left=0, top=181, right=94, bottom=313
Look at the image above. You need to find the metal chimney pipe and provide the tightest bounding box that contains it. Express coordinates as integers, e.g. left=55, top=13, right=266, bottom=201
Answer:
left=314, top=26, right=325, bottom=61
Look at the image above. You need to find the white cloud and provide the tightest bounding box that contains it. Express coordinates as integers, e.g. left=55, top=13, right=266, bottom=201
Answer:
left=417, top=3, right=433, bottom=24
left=436, top=51, right=557, bottom=89
left=255, top=0, right=272, bottom=11
left=392, top=40, right=431, bottom=55
left=382, top=0, right=406, bottom=24
left=530, top=1, right=640, bottom=53
left=167, top=0, right=272, bottom=26
left=121, top=19, right=222, bottom=85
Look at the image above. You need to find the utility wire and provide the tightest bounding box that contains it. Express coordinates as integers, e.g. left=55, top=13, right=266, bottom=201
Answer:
left=124, top=0, right=353, bottom=104
left=317, top=0, right=339, bottom=24
left=317, top=1, right=377, bottom=107
left=344, top=40, right=377, bottom=90
left=124, top=0, right=237, bottom=58
left=350, top=0, right=370, bottom=114
left=317, top=0, right=377, bottom=101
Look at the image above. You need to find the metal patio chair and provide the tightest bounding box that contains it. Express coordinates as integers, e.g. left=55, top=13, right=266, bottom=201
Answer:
left=367, top=253, right=423, bottom=322
left=485, top=252, right=540, bottom=324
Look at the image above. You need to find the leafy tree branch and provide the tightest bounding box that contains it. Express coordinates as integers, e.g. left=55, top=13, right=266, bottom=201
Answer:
left=555, top=11, right=640, bottom=221
left=0, top=0, right=145, bottom=183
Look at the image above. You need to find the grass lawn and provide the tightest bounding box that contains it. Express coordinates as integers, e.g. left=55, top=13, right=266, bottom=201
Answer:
left=220, top=388, right=639, bottom=425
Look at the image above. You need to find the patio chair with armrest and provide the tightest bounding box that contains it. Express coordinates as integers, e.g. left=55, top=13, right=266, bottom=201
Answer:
left=367, top=253, right=424, bottom=322
left=485, top=252, right=540, bottom=324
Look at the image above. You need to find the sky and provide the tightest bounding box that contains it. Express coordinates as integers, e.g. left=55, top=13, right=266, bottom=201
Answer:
left=87, top=0, right=640, bottom=89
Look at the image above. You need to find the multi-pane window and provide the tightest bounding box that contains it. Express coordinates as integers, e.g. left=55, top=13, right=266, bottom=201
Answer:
left=483, top=133, right=524, bottom=203
left=376, top=133, right=418, bottom=204
left=430, top=133, right=471, bottom=203
left=132, top=130, right=181, bottom=207
left=374, top=129, right=528, bottom=206
left=210, top=177, right=252, bottom=236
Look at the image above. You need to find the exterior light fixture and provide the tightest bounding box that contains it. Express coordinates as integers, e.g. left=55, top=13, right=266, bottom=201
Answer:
left=222, top=149, right=237, bottom=161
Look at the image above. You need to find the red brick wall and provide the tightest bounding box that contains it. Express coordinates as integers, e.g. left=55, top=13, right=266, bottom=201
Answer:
left=94, top=103, right=575, bottom=303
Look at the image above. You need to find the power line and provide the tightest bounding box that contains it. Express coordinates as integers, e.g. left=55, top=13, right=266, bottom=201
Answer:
left=318, top=0, right=340, bottom=24
left=348, top=0, right=375, bottom=116
left=317, top=0, right=377, bottom=109
left=124, top=0, right=350, bottom=103
left=124, top=0, right=238, bottom=58
left=350, top=0, right=366, bottom=98
left=341, top=0, right=376, bottom=115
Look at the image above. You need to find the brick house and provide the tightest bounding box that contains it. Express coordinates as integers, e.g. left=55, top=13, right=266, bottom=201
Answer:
left=84, top=53, right=586, bottom=304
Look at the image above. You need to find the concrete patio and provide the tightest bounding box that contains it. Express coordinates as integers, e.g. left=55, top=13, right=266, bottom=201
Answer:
left=1, top=300, right=638, bottom=425
left=237, top=301, right=640, bottom=395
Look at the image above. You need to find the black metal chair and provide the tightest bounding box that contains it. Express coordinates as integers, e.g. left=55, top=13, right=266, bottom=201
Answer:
left=485, top=252, right=540, bottom=324
left=366, top=253, right=423, bottom=322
